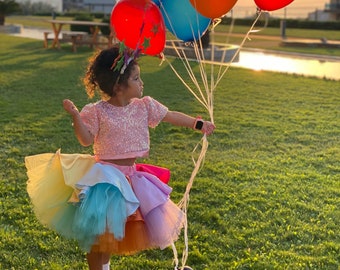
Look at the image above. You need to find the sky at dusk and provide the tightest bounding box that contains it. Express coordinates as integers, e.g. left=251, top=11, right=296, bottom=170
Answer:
left=233, top=0, right=330, bottom=18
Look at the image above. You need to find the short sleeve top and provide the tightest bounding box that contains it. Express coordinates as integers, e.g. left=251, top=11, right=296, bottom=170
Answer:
left=80, top=96, right=168, bottom=160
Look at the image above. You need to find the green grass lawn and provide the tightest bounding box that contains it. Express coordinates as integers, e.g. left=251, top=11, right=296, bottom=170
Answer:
left=0, top=34, right=339, bottom=270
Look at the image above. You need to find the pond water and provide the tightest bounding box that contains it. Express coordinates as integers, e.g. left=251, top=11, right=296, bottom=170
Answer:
left=232, top=50, right=340, bottom=81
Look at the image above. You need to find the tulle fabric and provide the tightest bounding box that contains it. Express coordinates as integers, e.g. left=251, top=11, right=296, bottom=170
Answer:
left=72, top=183, right=134, bottom=251
left=91, top=208, right=151, bottom=255
left=110, top=163, right=186, bottom=251
left=25, top=151, right=95, bottom=239
left=25, top=150, right=185, bottom=255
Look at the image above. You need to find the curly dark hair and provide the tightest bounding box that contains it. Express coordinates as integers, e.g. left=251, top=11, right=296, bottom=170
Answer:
left=83, top=46, right=138, bottom=99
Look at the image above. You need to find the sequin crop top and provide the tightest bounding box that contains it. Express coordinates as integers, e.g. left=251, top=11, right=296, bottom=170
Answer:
left=80, top=96, right=168, bottom=160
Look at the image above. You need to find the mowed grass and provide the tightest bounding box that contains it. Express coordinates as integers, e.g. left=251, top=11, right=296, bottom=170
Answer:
left=0, top=34, right=339, bottom=270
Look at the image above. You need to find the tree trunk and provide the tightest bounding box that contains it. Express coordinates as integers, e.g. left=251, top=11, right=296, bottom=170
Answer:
left=0, top=14, right=5, bottom=26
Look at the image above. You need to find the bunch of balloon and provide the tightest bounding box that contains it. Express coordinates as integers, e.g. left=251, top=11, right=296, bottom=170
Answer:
left=110, top=0, right=166, bottom=56
left=254, top=0, right=294, bottom=11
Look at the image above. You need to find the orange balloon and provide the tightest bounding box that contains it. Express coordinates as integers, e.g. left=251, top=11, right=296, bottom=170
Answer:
left=189, top=0, right=238, bottom=19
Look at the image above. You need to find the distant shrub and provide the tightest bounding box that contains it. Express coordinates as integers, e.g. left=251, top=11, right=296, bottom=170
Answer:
left=70, top=13, right=94, bottom=33
left=221, top=17, right=340, bottom=30
left=100, top=17, right=111, bottom=36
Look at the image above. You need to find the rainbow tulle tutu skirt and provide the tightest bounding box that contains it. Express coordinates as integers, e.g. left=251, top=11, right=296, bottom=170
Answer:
left=25, top=150, right=185, bottom=255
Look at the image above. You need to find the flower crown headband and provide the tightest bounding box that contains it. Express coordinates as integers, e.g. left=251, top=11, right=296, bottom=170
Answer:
left=111, top=42, right=141, bottom=74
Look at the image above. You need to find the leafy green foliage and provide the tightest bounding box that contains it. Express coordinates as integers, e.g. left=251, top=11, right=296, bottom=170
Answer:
left=0, top=0, right=20, bottom=25
left=0, top=0, right=20, bottom=15
left=100, top=17, right=111, bottom=36
left=70, top=13, right=94, bottom=34
left=0, top=34, right=339, bottom=269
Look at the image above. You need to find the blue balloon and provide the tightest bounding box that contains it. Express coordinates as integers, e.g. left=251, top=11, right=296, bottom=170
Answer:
left=160, top=0, right=211, bottom=42
left=152, top=0, right=160, bottom=6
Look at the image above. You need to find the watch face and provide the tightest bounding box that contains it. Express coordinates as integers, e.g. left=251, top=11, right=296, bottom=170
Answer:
left=195, top=120, right=204, bottom=130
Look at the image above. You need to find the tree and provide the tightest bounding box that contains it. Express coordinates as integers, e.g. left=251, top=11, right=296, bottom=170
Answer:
left=0, top=0, right=20, bottom=26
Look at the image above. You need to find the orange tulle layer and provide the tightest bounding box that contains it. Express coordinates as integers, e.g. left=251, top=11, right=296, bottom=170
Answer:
left=91, top=209, right=155, bottom=255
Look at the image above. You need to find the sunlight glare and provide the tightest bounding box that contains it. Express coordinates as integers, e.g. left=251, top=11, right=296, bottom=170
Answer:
left=233, top=51, right=340, bottom=80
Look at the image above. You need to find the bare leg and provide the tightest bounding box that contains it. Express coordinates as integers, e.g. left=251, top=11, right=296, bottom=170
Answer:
left=86, top=251, right=111, bottom=270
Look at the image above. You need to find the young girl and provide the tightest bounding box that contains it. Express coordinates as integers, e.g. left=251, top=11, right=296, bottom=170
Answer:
left=26, top=45, right=215, bottom=270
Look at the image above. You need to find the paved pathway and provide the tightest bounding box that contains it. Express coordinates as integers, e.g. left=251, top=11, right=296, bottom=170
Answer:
left=9, top=27, right=48, bottom=40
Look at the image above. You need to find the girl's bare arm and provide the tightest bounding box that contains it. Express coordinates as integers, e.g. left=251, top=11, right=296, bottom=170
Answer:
left=162, top=111, right=215, bottom=135
left=63, top=99, right=94, bottom=146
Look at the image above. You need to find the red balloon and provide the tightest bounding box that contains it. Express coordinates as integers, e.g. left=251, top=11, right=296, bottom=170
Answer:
left=189, top=0, right=238, bottom=19
left=254, top=0, right=294, bottom=11
left=110, top=0, right=165, bottom=55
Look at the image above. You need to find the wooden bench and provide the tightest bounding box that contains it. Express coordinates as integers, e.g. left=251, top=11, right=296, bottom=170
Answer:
left=62, top=31, right=89, bottom=52
left=79, top=34, right=117, bottom=47
left=43, top=31, right=89, bottom=52
left=43, top=31, right=53, bottom=48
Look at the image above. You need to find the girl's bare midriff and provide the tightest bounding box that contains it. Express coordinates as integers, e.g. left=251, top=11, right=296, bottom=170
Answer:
left=101, top=158, right=136, bottom=166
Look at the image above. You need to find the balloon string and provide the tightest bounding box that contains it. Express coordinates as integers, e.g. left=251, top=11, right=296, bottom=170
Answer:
left=213, top=10, right=263, bottom=88
left=250, top=9, right=269, bottom=33
left=177, top=135, right=209, bottom=269
left=164, top=55, right=209, bottom=112
left=171, top=242, right=179, bottom=270
left=165, top=9, right=263, bottom=270
left=164, top=39, right=216, bottom=120
left=164, top=46, right=211, bottom=112
left=160, top=0, right=211, bottom=111
left=216, top=16, right=235, bottom=80
left=192, top=44, right=215, bottom=122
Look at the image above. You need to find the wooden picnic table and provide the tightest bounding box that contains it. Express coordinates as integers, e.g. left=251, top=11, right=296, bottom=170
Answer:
left=45, top=19, right=114, bottom=52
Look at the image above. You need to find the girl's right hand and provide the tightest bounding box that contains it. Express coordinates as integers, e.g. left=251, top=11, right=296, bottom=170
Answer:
left=63, top=99, right=79, bottom=116
left=202, top=121, right=215, bottom=136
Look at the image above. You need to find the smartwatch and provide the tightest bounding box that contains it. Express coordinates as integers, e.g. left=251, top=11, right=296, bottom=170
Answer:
left=194, top=119, right=204, bottom=130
